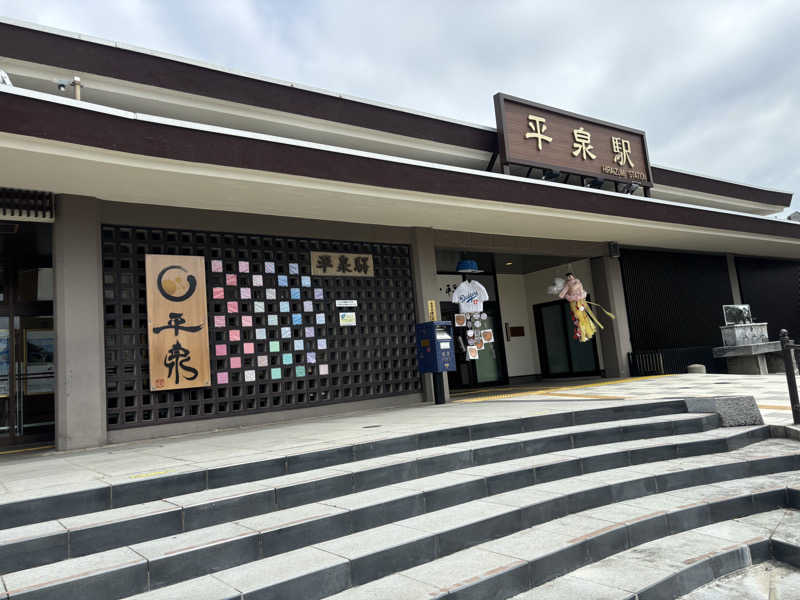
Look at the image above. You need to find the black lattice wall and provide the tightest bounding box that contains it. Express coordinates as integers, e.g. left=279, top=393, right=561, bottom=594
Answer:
left=102, top=225, right=420, bottom=429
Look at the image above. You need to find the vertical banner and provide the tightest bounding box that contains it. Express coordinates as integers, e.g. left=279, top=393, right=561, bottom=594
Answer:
left=145, top=254, right=211, bottom=391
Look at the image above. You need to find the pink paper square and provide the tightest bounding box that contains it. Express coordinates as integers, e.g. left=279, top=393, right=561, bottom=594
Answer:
left=215, top=344, right=227, bottom=357
left=227, top=301, right=238, bottom=313
left=211, top=260, right=223, bottom=272
left=226, top=274, right=237, bottom=286
left=240, top=287, right=251, bottom=300
left=217, top=371, right=228, bottom=384
left=241, top=315, right=253, bottom=327
left=212, top=287, right=224, bottom=299
left=230, top=357, right=241, bottom=369
left=244, top=342, right=255, bottom=354
left=214, top=315, right=226, bottom=328
left=229, top=329, right=241, bottom=342
left=238, top=261, right=250, bottom=273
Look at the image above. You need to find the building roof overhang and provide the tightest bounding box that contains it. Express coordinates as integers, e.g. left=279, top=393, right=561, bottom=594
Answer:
left=0, top=18, right=792, bottom=212
left=1, top=85, right=799, bottom=259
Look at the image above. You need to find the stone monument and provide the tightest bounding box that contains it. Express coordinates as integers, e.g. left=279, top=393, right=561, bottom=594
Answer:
left=712, top=304, right=794, bottom=374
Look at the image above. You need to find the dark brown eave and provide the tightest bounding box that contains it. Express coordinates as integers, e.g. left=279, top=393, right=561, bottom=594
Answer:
left=0, top=22, right=497, bottom=153
left=1, top=91, right=798, bottom=242
left=0, top=22, right=793, bottom=209
left=652, top=166, right=791, bottom=207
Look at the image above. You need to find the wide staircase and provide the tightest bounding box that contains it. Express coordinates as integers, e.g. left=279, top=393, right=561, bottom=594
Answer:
left=1, top=399, right=799, bottom=599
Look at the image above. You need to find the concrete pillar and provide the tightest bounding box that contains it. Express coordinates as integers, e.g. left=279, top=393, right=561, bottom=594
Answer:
left=410, top=227, right=449, bottom=403
left=726, top=254, right=743, bottom=304
left=590, top=256, right=632, bottom=378
left=53, top=195, right=106, bottom=449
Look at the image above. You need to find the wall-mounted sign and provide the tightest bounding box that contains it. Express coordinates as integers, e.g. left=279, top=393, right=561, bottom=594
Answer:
left=145, top=254, right=211, bottom=391
left=311, top=252, right=374, bottom=277
left=494, top=93, right=653, bottom=187
left=427, top=300, right=438, bottom=321
left=335, top=299, right=358, bottom=307
left=339, top=312, right=357, bottom=327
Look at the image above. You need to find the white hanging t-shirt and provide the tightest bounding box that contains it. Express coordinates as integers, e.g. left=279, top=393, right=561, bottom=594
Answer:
left=452, top=280, right=489, bottom=313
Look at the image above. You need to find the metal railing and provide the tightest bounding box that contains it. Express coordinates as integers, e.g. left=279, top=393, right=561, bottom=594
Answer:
left=628, top=346, right=727, bottom=377
left=778, top=329, right=800, bottom=425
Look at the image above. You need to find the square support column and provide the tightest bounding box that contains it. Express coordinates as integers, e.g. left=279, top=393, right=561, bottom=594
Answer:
left=53, top=195, right=107, bottom=449
left=590, top=256, right=632, bottom=378
left=411, top=227, right=448, bottom=403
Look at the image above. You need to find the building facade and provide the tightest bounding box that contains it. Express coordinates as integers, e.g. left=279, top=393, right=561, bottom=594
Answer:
left=0, top=19, right=795, bottom=450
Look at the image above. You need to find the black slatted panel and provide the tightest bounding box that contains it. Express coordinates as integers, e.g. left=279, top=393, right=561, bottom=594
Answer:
left=736, top=257, right=800, bottom=340
left=620, top=249, right=733, bottom=350
left=102, top=225, right=420, bottom=429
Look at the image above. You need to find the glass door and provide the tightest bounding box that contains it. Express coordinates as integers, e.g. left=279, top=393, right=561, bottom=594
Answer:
left=533, top=299, right=600, bottom=378
left=13, top=315, right=55, bottom=442
left=0, top=223, right=55, bottom=448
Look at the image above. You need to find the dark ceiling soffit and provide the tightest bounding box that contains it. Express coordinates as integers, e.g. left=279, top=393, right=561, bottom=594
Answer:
left=2, top=92, right=799, bottom=242
left=0, top=22, right=498, bottom=153
left=651, top=166, right=791, bottom=207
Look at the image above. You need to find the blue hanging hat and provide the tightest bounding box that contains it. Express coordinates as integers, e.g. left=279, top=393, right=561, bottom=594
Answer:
left=456, top=259, right=482, bottom=273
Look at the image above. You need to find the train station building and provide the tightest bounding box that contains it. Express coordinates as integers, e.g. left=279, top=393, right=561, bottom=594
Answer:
left=0, top=19, right=795, bottom=450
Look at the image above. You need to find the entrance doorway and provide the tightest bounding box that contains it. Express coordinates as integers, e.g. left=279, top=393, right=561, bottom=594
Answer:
left=441, top=300, right=508, bottom=389
left=533, top=299, right=601, bottom=378
left=0, top=223, right=55, bottom=448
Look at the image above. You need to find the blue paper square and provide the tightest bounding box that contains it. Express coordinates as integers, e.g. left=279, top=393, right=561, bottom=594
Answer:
left=290, top=288, right=301, bottom=300
left=277, top=275, right=288, bottom=287
left=281, top=327, right=291, bottom=339
left=316, top=313, right=326, bottom=325
left=293, top=339, right=304, bottom=351
left=301, top=276, right=311, bottom=287
left=292, top=313, right=303, bottom=325
left=267, top=314, right=279, bottom=326
left=279, top=301, right=290, bottom=313
left=282, top=353, right=293, bottom=365
left=289, top=263, right=299, bottom=275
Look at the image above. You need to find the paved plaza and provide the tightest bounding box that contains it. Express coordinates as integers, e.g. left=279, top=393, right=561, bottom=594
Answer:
left=0, top=373, right=795, bottom=496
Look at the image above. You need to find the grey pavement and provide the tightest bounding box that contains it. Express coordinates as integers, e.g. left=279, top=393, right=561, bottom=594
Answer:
left=0, top=373, right=795, bottom=501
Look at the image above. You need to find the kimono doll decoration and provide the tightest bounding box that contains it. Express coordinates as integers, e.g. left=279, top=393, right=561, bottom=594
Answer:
left=548, top=273, right=615, bottom=342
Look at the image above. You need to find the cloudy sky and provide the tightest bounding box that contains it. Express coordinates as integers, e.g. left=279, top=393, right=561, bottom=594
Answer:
left=1, top=0, right=798, bottom=207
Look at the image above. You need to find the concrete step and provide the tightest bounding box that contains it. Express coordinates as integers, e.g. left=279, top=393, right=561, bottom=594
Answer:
left=0, top=401, right=690, bottom=530
left=0, top=399, right=789, bottom=600
left=322, top=483, right=800, bottom=600
left=509, top=508, right=800, bottom=599
left=0, top=417, right=757, bottom=576
left=4, top=435, right=795, bottom=600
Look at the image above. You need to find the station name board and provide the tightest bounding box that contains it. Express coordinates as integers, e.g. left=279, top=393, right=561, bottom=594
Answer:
left=494, top=93, right=653, bottom=187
